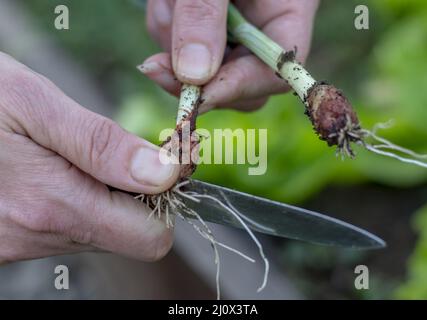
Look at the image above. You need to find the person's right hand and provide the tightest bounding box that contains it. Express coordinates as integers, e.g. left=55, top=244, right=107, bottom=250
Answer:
left=143, top=0, right=319, bottom=113
left=0, top=52, right=180, bottom=264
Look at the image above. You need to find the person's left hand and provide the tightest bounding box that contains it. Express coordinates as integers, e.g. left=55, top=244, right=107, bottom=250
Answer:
left=141, top=0, right=319, bottom=113
left=0, top=53, right=179, bottom=264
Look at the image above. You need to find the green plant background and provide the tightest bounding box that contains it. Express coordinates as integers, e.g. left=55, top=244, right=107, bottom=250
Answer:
left=21, top=0, right=427, bottom=299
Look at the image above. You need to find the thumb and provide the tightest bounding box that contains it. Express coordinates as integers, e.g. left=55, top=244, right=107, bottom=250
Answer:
left=9, top=69, right=180, bottom=195
left=172, top=0, right=229, bottom=85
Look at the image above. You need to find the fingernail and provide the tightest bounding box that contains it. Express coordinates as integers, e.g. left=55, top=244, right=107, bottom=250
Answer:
left=153, top=0, right=172, bottom=27
left=138, top=62, right=179, bottom=90
left=176, top=43, right=212, bottom=82
left=137, top=61, right=162, bottom=75
left=131, top=147, right=177, bottom=187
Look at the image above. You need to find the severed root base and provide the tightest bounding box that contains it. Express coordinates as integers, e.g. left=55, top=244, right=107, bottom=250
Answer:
left=305, top=84, right=427, bottom=167
left=161, top=109, right=200, bottom=179
left=135, top=180, right=269, bottom=300
left=306, top=83, right=364, bottom=158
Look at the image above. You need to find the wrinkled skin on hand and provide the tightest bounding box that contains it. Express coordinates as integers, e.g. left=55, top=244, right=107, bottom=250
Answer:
left=0, top=53, right=181, bottom=264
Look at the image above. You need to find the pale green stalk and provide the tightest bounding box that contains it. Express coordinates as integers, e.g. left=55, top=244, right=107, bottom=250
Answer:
left=227, top=4, right=316, bottom=102
left=177, top=84, right=201, bottom=124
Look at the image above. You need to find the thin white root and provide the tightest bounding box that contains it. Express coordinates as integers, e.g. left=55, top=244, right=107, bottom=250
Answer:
left=134, top=181, right=261, bottom=300
left=373, top=144, right=427, bottom=159
left=362, top=128, right=427, bottom=161
left=359, top=121, right=427, bottom=169
left=177, top=209, right=222, bottom=299
left=362, top=143, right=427, bottom=169
left=178, top=202, right=255, bottom=262
left=189, top=193, right=270, bottom=293
left=220, top=195, right=270, bottom=293
left=215, top=241, right=256, bottom=263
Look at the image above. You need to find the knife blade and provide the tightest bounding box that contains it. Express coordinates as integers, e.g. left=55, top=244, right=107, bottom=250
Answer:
left=177, top=179, right=386, bottom=249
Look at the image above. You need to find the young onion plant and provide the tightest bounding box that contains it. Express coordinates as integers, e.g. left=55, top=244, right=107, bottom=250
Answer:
left=227, top=4, right=427, bottom=165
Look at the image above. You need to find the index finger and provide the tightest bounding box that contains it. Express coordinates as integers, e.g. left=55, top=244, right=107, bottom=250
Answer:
left=201, top=1, right=319, bottom=109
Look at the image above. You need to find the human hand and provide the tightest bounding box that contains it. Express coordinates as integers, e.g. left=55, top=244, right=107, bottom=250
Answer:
left=142, top=0, right=319, bottom=112
left=0, top=53, right=180, bottom=264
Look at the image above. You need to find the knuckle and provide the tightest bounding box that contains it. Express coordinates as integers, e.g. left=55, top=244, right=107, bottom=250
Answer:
left=0, top=67, right=54, bottom=129
left=2, top=68, right=42, bottom=99
left=87, top=118, right=124, bottom=170
left=0, top=69, right=38, bottom=105
left=67, top=227, right=93, bottom=246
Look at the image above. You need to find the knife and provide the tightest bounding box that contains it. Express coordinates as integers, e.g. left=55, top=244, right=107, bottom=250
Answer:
left=175, top=179, right=385, bottom=249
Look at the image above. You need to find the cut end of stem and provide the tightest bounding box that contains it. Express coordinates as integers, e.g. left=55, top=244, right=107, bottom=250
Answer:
left=161, top=84, right=202, bottom=179
left=306, top=83, right=364, bottom=157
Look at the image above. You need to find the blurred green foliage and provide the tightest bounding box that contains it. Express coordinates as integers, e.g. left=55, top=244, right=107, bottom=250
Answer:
left=22, top=0, right=168, bottom=101
left=370, top=0, right=427, bottom=299
left=395, top=204, right=427, bottom=299
left=20, top=0, right=427, bottom=299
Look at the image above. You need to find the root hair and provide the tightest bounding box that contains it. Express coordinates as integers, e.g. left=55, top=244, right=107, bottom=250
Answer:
left=134, top=180, right=268, bottom=299
left=358, top=121, right=427, bottom=169
left=332, top=114, right=365, bottom=159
